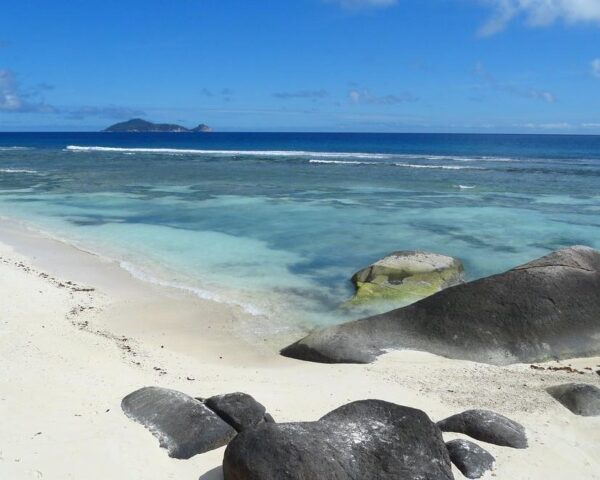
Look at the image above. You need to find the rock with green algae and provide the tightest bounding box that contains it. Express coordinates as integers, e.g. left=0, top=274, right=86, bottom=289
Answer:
left=347, top=251, right=464, bottom=306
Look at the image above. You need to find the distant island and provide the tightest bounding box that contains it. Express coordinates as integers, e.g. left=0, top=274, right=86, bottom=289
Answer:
left=103, top=118, right=212, bottom=133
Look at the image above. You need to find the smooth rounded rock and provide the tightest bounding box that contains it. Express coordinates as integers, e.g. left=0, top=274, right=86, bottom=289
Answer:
left=547, top=383, right=600, bottom=416
left=437, top=409, right=527, bottom=449
left=446, top=439, right=495, bottom=479
left=223, top=400, right=453, bottom=480
left=264, top=412, right=276, bottom=423
left=121, top=386, right=236, bottom=459
left=205, top=392, right=268, bottom=432
left=282, top=246, right=600, bottom=365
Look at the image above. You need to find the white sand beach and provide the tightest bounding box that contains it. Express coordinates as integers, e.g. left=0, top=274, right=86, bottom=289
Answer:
left=1, top=221, right=599, bottom=480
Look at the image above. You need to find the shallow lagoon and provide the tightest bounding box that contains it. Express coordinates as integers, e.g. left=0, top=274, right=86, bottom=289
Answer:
left=1, top=132, right=599, bottom=330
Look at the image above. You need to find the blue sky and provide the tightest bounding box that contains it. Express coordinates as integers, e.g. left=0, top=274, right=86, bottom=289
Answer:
left=1, top=0, right=600, bottom=133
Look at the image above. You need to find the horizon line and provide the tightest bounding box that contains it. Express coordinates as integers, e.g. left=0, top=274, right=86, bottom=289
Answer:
left=1, top=130, right=600, bottom=137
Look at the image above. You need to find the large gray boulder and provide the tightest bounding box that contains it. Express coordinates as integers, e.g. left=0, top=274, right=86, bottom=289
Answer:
left=281, top=246, right=600, bottom=365
left=446, top=439, right=495, bottom=479
left=547, top=383, right=600, bottom=416
left=121, top=387, right=236, bottom=459
left=438, top=410, right=527, bottom=449
left=346, top=250, right=464, bottom=306
left=205, top=392, right=271, bottom=432
left=223, top=400, right=453, bottom=480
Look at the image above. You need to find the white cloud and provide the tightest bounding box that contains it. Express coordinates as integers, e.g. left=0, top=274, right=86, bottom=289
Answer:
left=273, top=89, right=329, bottom=99
left=349, top=90, right=361, bottom=103
left=480, top=0, right=600, bottom=36
left=0, top=70, right=20, bottom=110
left=511, top=122, right=600, bottom=130
left=326, top=0, right=397, bottom=9
left=514, top=122, right=574, bottom=129
left=537, top=122, right=573, bottom=129
left=0, top=69, right=56, bottom=113
left=348, top=88, right=418, bottom=104
left=474, top=62, right=556, bottom=103
left=591, top=58, right=600, bottom=78
left=0, top=69, right=143, bottom=119
left=65, top=105, right=146, bottom=120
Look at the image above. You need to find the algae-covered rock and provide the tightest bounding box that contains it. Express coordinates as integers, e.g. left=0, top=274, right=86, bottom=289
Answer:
left=348, top=250, right=464, bottom=305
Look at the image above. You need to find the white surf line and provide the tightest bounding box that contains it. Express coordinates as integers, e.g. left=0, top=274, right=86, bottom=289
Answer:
left=309, top=159, right=378, bottom=165
left=65, top=145, right=392, bottom=159
left=395, top=163, right=486, bottom=170
left=0, top=168, right=39, bottom=174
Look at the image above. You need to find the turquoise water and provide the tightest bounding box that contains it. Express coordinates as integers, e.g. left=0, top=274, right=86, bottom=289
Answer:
left=1, top=133, right=599, bottom=331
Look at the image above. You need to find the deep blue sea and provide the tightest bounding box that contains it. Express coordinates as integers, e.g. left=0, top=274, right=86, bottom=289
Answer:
left=1, top=132, right=599, bottom=331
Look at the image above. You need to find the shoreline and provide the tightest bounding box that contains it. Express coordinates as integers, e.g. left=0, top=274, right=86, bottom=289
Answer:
left=0, top=218, right=291, bottom=362
left=1, top=220, right=599, bottom=479
left=0, top=214, right=358, bottom=335
left=0, top=215, right=273, bottom=319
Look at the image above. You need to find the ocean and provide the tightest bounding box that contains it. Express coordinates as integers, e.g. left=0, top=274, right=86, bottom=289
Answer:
left=1, top=132, right=599, bottom=331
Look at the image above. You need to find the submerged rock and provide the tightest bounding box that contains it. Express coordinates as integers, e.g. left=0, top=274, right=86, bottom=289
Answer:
left=223, top=400, right=453, bottom=480
left=121, top=387, right=236, bottom=459
left=446, top=439, right=495, bottom=479
left=547, top=383, right=600, bottom=416
left=281, top=246, right=600, bottom=365
left=438, top=409, right=527, bottom=449
left=347, top=250, right=464, bottom=306
left=205, top=392, right=270, bottom=432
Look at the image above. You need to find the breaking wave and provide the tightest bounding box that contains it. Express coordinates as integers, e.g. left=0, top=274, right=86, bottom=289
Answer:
left=395, top=163, right=485, bottom=170
left=119, top=261, right=263, bottom=316
left=309, top=159, right=378, bottom=165
left=65, top=145, right=391, bottom=159
left=0, top=168, right=39, bottom=174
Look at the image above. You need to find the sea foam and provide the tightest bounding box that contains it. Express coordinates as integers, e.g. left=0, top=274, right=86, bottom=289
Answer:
left=395, top=163, right=485, bottom=170
left=119, top=261, right=263, bottom=316
left=309, top=159, right=378, bottom=165
left=64, top=146, right=519, bottom=166
left=65, top=145, right=390, bottom=159
left=0, top=168, right=39, bottom=174
left=417, top=154, right=517, bottom=163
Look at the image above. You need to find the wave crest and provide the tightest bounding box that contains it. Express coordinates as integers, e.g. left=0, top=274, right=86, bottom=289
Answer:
left=119, top=261, right=263, bottom=316
left=65, top=145, right=391, bottom=159
left=0, top=168, right=39, bottom=174
left=395, top=163, right=485, bottom=170
left=309, top=159, right=377, bottom=165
